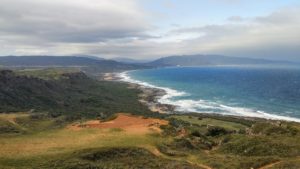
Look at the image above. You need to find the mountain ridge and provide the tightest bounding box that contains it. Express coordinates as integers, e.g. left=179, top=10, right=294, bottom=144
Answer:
left=0, top=56, right=117, bottom=66
left=0, top=56, right=148, bottom=73
left=147, top=54, right=294, bottom=67
left=112, top=57, right=152, bottom=64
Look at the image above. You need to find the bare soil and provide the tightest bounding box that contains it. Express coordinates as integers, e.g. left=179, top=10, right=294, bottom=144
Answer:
left=68, top=113, right=168, bottom=134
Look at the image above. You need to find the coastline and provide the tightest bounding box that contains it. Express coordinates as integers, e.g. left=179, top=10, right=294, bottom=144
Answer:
left=102, top=72, right=176, bottom=114
left=102, top=71, right=300, bottom=123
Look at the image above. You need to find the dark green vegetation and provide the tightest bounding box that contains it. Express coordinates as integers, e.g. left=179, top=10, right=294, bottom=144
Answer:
left=160, top=114, right=300, bottom=169
left=16, top=68, right=81, bottom=80
left=42, top=147, right=198, bottom=169
left=1, top=68, right=300, bottom=169
left=0, top=69, right=152, bottom=120
left=0, top=113, right=64, bottom=135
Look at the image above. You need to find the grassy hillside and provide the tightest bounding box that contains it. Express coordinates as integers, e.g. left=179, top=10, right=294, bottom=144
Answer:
left=1, top=69, right=300, bottom=169
left=0, top=113, right=198, bottom=169
left=0, top=69, right=152, bottom=119
left=159, top=114, right=300, bottom=169
left=1, top=112, right=300, bottom=169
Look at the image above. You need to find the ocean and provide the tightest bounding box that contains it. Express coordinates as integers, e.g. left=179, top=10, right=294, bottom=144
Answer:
left=120, top=66, right=300, bottom=122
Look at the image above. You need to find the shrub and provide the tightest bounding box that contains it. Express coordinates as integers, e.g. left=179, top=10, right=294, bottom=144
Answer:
left=220, top=136, right=300, bottom=157
left=43, top=147, right=199, bottom=169
left=206, top=126, right=229, bottom=137
left=251, top=122, right=299, bottom=136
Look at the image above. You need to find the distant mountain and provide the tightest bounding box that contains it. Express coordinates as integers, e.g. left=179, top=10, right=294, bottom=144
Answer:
left=113, top=57, right=152, bottom=64
left=0, top=56, right=109, bottom=66
left=0, top=56, right=147, bottom=73
left=147, top=55, right=292, bottom=67
left=74, top=55, right=105, bottom=61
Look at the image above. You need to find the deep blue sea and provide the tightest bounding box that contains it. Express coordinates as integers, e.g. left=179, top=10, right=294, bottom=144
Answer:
left=121, top=66, right=300, bottom=122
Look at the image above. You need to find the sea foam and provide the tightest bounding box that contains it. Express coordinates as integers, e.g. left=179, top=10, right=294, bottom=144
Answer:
left=119, top=71, right=300, bottom=123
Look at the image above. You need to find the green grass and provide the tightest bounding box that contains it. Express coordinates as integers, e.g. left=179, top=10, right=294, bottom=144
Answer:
left=0, top=113, right=172, bottom=168
left=16, top=68, right=80, bottom=80
left=1, top=147, right=200, bottom=169
left=0, top=120, right=24, bottom=134
left=2, top=111, right=300, bottom=169
left=1, top=69, right=155, bottom=120
left=2, top=69, right=300, bottom=169
left=219, top=135, right=300, bottom=157
left=160, top=114, right=300, bottom=169
left=171, top=115, right=247, bottom=131
left=0, top=113, right=66, bottom=136
left=0, top=128, right=163, bottom=158
left=251, top=122, right=298, bottom=136
left=271, top=159, right=300, bottom=169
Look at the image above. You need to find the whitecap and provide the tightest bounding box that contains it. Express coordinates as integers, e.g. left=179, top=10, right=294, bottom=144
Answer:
left=118, top=71, right=300, bottom=123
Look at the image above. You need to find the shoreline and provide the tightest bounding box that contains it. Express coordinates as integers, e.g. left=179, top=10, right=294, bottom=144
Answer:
left=101, top=72, right=176, bottom=114
left=102, top=71, right=300, bottom=123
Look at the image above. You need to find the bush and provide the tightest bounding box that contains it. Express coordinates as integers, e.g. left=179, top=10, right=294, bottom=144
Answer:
left=191, top=130, right=203, bottom=137
left=220, top=136, right=300, bottom=157
left=0, top=121, right=22, bottom=134
left=238, top=157, right=279, bottom=169
left=206, top=126, right=229, bottom=137
left=251, top=122, right=299, bottom=136
left=43, top=147, right=199, bottom=169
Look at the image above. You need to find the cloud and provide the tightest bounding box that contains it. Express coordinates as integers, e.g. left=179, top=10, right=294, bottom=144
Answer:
left=227, top=16, right=245, bottom=22
left=0, top=0, right=149, bottom=44
left=0, top=1, right=299, bottom=61
left=160, top=6, right=300, bottom=61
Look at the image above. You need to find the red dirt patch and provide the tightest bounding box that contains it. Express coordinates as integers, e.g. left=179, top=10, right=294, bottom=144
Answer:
left=68, top=114, right=168, bottom=134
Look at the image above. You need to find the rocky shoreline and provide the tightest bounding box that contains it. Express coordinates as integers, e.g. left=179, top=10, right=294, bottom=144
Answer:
left=101, top=72, right=176, bottom=114
left=100, top=72, right=300, bottom=124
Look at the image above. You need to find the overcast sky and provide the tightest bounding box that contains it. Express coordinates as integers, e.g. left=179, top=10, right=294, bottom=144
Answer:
left=0, top=0, right=300, bottom=61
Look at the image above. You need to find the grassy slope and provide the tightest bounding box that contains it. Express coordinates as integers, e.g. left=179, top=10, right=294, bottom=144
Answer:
left=16, top=68, right=81, bottom=80
left=172, top=115, right=247, bottom=130
left=2, top=113, right=300, bottom=169
left=0, top=113, right=197, bottom=169
left=0, top=69, right=154, bottom=119
left=1, top=69, right=300, bottom=169
left=162, top=114, right=300, bottom=169
left=0, top=69, right=192, bottom=169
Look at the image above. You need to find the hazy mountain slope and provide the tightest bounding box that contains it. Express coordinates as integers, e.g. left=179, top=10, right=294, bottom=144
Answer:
left=75, top=55, right=105, bottom=61
left=148, top=55, right=291, bottom=67
left=0, top=56, right=100, bottom=66
left=113, top=57, right=151, bottom=64
left=0, top=56, right=148, bottom=73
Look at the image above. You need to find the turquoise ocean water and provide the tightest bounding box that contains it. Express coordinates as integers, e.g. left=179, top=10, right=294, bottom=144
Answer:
left=121, top=66, right=300, bottom=122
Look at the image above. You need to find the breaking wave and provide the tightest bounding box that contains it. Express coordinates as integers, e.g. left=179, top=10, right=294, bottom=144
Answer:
left=119, top=71, right=300, bottom=123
